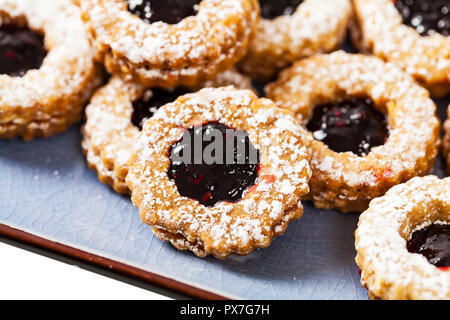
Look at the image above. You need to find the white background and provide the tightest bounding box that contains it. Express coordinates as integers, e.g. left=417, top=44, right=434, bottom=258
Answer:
left=0, top=241, right=170, bottom=300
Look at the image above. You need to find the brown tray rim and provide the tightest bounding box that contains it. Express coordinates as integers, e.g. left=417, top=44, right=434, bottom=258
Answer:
left=0, top=223, right=228, bottom=300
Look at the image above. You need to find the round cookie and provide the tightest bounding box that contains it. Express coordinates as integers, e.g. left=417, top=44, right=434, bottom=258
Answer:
left=356, top=176, right=450, bottom=300
left=126, top=86, right=312, bottom=259
left=266, top=52, right=440, bottom=213
left=82, top=70, right=254, bottom=194
left=78, top=0, right=259, bottom=88
left=0, top=0, right=101, bottom=140
left=352, top=0, right=450, bottom=97
left=238, top=0, right=351, bottom=81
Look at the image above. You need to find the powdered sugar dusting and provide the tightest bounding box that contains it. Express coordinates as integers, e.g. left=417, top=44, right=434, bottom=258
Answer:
left=239, top=0, right=351, bottom=80
left=79, top=0, right=258, bottom=87
left=82, top=70, right=254, bottom=194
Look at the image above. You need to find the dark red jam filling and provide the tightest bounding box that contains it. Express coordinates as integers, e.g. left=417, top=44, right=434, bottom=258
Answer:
left=127, top=0, right=201, bottom=24
left=259, top=0, right=304, bottom=19
left=407, top=223, right=450, bottom=267
left=306, top=98, right=389, bottom=157
left=0, top=24, right=46, bottom=77
left=168, top=122, right=260, bottom=207
left=132, top=88, right=190, bottom=130
left=395, top=0, right=450, bottom=36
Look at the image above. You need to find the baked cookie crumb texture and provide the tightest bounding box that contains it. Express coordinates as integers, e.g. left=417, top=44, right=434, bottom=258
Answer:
left=82, top=69, right=254, bottom=195
left=79, top=0, right=259, bottom=88
left=352, top=0, right=450, bottom=97
left=266, top=52, right=440, bottom=213
left=127, top=0, right=202, bottom=25
left=0, top=25, right=46, bottom=77
left=305, top=97, right=389, bottom=157
left=407, top=223, right=450, bottom=268
left=126, top=87, right=312, bottom=259
left=0, top=0, right=101, bottom=140
left=167, top=121, right=260, bottom=207
left=443, top=104, right=450, bottom=175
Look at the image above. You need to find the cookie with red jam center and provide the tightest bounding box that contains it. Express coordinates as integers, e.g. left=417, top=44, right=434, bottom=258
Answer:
left=259, top=0, right=304, bottom=19
left=126, top=87, right=312, bottom=259
left=395, top=0, right=450, bottom=36
left=82, top=71, right=253, bottom=195
left=168, top=122, right=260, bottom=207
left=306, top=98, right=388, bottom=157
left=0, top=24, right=47, bottom=77
left=132, top=88, right=190, bottom=129
left=407, top=223, right=450, bottom=268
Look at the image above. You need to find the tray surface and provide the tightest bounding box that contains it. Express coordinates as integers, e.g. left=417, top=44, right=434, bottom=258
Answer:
left=1, top=93, right=448, bottom=300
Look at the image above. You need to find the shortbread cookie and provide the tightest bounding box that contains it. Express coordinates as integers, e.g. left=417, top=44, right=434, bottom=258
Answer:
left=126, top=87, right=312, bottom=259
left=78, top=0, right=259, bottom=88
left=0, top=0, right=101, bottom=140
left=266, top=52, right=440, bottom=213
left=352, top=0, right=450, bottom=97
left=356, top=176, right=450, bottom=300
left=82, top=70, right=253, bottom=194
left=238, top=0, right=351, bottom=81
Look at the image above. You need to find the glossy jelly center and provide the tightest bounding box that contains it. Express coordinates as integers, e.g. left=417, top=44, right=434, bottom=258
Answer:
left=168, top=122, right=260, bottom=207
left=127, top=0, right=201, bottom=24
left=395, top=0, right=450, bottom=36
left=259, top=0, right=304, bottom=19
left=407, top=223, right=450, bottom=267
left=0, top=24, right=47, bottom=77
left=306, top=98, right=389, bottom=157
left=132, top=88, right=190, bottom=130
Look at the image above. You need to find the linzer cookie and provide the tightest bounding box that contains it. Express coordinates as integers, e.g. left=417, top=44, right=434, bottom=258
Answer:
left=78, top=0, right=259, bottom=88
left=0, top=0, right=101, bottom=140
left=266, top=52, right=440, bottom=213
left=238, top=0, right=351, bottom=81
left=356, top=176, right=450, bottom=300
left=352, top=0, right=450, bottom=97
left=126, top=87, right=312, bottom=259
left=82, top=69, right=253, bottom=194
